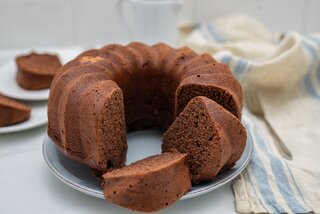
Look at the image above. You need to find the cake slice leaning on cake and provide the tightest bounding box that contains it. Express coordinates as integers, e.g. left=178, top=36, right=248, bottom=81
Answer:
left=162, top=96, right=246, bottom=183
left=0, top=94, right=31, bottom=127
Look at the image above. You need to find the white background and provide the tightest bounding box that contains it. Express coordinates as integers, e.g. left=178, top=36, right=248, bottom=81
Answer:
left=0, top=0, right=319, bottom=49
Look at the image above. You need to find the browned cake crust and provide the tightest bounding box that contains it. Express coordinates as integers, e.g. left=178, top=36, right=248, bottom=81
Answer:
left=162, top=96, right=246, bottom=183
left=48, top=42, right=243, bottom=172
left=103, top=153, right=191, bottom=212
left=16, top=52, right=62, bottom=90
left=0, top=94, right=31, bottom=127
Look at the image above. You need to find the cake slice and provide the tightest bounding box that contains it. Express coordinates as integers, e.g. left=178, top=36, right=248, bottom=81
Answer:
left=16, top=52, right=62, bottom=90
left=0, top=94, right=31, bottom=127
left=176, top=73, right=243, bottom=119
left=163, top=96, right=246, bottom=183
left=103, top=153, right=191, bottom=212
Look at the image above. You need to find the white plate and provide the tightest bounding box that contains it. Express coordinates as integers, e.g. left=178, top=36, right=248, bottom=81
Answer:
left=0, top=48, right=82, bottom=101
left=42, top=115, right=253, bottom=200
left=0, top=101, right=47, bottom=134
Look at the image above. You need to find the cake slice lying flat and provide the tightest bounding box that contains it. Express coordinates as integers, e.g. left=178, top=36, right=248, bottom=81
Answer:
left=0, top=94, right=31, bottom=127
left=103, top=153, right=191, bottom=212
left=162, top=96, right=246, bottom=183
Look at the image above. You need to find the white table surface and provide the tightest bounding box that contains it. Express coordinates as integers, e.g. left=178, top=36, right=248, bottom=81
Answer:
left=0, top=49, right=237, bottom=214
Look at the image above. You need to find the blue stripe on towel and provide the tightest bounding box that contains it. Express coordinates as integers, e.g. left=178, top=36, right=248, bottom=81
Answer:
left=234, top=58, right=249, bottom=79
left=302, top=40, right=320, bottom=99
left=219, top=54, right=232, bottom=65
left=249, top=150, right=285, bottom=213
left=317, top=63, right=320, bottom=86
left=307, top=36, right=320, bottom=86
left=246, top=122, right=285, bottom=213
left=248, top=121, right=307, bottom=213
left=206, top=24, right=225, bottom=43
left=285, top=162, right=313, bottom=211
left=306, top=35, right=320, bottom=45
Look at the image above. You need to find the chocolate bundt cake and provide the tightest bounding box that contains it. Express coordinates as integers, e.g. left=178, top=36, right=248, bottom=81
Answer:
left=48, top=42, right=243, bottom=172
left=103, top=153, right=191, bottom=212
left=0, top=94, right=31, bottom=127
left=47, top=42, right=247, bottom=212
left=16, top=52, right=62, bottom=90
left=162, top=96, right=247, bottom=183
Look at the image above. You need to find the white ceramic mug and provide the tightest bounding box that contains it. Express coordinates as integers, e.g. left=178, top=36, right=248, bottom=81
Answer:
left=118, top=0, right=184, bottom=46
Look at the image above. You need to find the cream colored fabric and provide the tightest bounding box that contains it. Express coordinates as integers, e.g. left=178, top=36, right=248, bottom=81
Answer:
left=180, top=15, right=320, bottom=213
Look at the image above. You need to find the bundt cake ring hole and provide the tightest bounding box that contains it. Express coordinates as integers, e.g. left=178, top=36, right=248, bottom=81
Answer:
left=125, top=130, right=163, bottom=164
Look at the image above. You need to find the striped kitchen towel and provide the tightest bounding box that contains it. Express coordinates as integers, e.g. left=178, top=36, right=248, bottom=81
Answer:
left=180, top=15, right=320, bottom=213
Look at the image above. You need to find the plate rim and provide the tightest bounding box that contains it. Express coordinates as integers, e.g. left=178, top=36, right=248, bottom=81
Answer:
left=0, top=118, right=47, bottom=134
left=42, top=117, right=253, bottom=200
left=42, top=140, right=105, bottom=198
